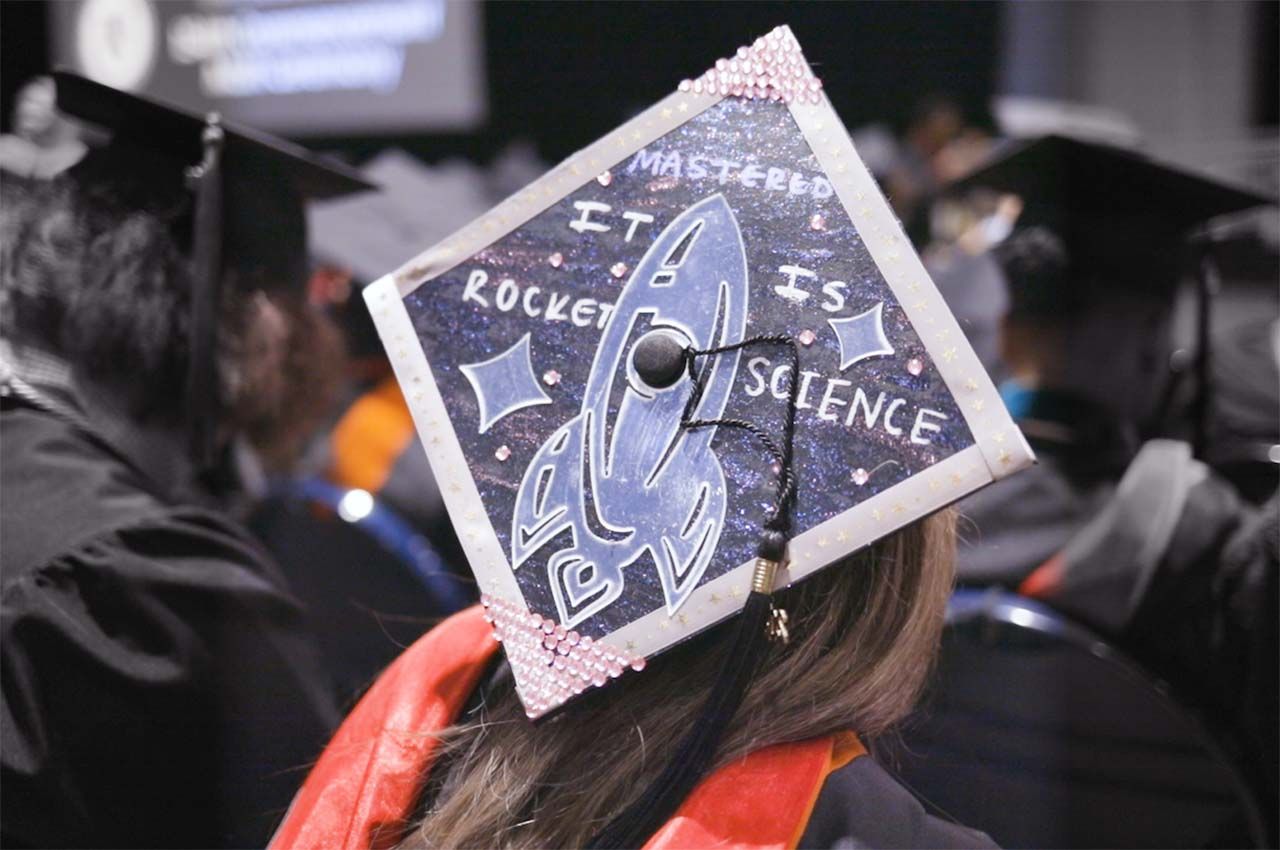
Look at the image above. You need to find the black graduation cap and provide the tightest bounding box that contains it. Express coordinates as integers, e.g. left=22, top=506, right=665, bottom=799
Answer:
left=52, top=71, right=374, bottom=464
left=950, top=134, right=1274, bottom=309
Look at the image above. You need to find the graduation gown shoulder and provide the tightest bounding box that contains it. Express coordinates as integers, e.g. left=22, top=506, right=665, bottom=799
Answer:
left=1, top=403, right=339, bottom=848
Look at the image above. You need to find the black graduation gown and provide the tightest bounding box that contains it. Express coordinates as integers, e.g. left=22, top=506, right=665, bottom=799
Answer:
left=800, top=755, right=998, bottom=848
left=1, top=397, right=339, bottom=848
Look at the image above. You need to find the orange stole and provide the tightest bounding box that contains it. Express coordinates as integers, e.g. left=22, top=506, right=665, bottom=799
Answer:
left=329, top=377, right=417, bottom=495
left=270, top=607, right=866, bottom=850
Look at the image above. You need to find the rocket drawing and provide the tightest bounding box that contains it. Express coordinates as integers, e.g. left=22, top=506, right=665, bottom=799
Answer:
left=511, top=194, right=750, bottom=628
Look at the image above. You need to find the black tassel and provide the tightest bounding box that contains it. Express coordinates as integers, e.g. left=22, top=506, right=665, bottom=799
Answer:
left=184, top=114, right=225, bottom=468
left=586, top=335, right=800, bottom=849
left=586, top=590, right=773, bottom=849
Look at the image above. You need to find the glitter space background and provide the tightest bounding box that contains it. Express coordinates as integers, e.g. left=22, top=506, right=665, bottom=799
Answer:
left=403, top=97, right=974, bottom=639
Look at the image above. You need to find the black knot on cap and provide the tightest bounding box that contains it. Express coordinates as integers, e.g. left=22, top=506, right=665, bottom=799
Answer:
left=756, top=528, right=788, bottom=563
left=633, top=332, right=688, bottom=390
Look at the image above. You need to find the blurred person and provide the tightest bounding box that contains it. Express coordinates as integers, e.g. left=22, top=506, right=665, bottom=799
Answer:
left=885, top=95, right=962, bottom=218
left=952, top=134, right=1277, bottom=836
left=0, top=75, right=87, bottom=179
left=0, top=73, right=373, bottom=848
left=247, top=273, right=475, bottom=702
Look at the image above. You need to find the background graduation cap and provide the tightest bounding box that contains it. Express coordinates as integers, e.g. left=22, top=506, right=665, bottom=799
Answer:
left=52, top=71, right=374, bottom=465
left=949, top=134, right=1274, bottom=452
left=363, top=26, right=1033, bottom=845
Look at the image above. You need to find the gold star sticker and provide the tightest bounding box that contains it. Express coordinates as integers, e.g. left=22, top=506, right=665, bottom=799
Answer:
left=892, top=503, right=906, bottom=514
left=964, top=378, right=979, bottom=392
left=659, top=619, right=670, bottom=630
left=464, top=510, right=477, bottom=521
left=998, top=449, right=1012, bottom=466
left=993, top=431, right=1006, bottom=444
left=912, top=299, right=928, bottom=311
left=710, top=593, right=722, bottom=604
left=950, top=472, right=964, bottom=485
left=929, top=479, right=941, bottom=491
left=730, top=586, right=742, bottom=598
left=942, top=347, right=958, bottom=362
left=677, top=613, right=687, bottom=625
left=971, top=399, right=985, bottom=412
left=837, top=530, right=849, bottom=543
left=615, top=137, right=628, bottom=148
left=625, top=640, right=636, bottom=651
left=872, top=509, right=883, bottom=522
left=818, top=537, right=829, bottom=548
left=448, top=481, right=462, bottom=494
left=677, top=102, right=689, bottom=112
left=661, top=107, right=673, bottom=118
left=631, top=129, right=643, bottom=142
left=936, top=329, right=952, bottom=341
left=835, top=163, right=847, bottom=174
left=430, top=435, right=441, bottom=445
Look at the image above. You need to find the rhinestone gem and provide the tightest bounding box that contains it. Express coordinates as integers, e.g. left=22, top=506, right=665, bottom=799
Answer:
left=852, top=468, right=870, bottom=486
left=610, top=262, right=628, bottom=279
left=596, top=170, right=613, bottom=186
left=907, top=357, right=924, bottom=376
left=809, top=213, right=826, bottom=231
left=798, top=329, right=816, bottom=346
left=548, top=252, right=564, bottom=268
left=494, top=445, right=511, bottom=462
left=543, top=369, right=561, bottom=386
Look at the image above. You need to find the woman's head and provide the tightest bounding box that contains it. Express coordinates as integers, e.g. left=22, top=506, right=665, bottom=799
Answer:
left=405, top=509, right=957, bottom=849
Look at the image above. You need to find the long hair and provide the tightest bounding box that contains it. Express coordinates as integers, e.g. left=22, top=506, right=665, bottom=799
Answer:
left=403, top=509, right=957, bottom=849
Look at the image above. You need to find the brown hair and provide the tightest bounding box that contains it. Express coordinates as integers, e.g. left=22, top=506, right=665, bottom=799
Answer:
left=400, top=509, right=957, bottom=849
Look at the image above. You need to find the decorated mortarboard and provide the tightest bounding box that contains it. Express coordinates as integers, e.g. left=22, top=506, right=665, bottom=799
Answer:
left=52, top=70, right=375, bottom=464
left=366, top=27, right=1033, bottom=719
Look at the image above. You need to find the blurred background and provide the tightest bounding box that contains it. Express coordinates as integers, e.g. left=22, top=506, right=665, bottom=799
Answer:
left=2, top=2, right=1277, bottom=848
left=4, top=1, right=1276, bottom=175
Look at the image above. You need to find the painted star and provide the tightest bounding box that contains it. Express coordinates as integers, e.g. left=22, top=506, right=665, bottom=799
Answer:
left=459, top=333, right=553, bottom=434
left=828, top=302, right=894, bottom=371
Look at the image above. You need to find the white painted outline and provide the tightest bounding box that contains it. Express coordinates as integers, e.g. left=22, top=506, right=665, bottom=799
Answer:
left=459, top=332, right=552, bottom=434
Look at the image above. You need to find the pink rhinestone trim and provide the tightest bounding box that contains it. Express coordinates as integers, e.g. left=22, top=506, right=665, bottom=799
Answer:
left=678, top=26, right=823, bottom=105
left=481, top=593, right=646, bottom=719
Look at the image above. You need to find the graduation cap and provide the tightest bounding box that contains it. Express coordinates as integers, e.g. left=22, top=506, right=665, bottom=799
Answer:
left=362, top=26, right=1033, bottom=844
left=951, top=134, right=1273, bottom=453
left=949, top=134, right=1274, bottom=308
left=52, top=71, right=374, bottom=464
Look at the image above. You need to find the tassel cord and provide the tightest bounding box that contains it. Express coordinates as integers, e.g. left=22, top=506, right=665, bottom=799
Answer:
left=585, top=334, right=801, bottom=849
